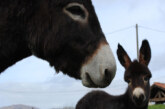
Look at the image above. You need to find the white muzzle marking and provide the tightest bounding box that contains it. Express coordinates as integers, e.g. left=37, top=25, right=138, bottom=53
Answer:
left=80, top=44, right=116, bottom=87
left=133, top=87, right=145, bottom=98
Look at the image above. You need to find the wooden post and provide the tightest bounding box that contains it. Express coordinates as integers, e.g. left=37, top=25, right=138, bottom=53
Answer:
left=136, top=24, right=139, bottom=61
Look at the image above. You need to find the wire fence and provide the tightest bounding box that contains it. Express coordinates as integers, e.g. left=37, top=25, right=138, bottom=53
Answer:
left=105, top=24, right=165, bottom=35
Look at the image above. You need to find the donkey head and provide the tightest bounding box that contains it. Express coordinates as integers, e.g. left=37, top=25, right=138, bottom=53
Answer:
left=117, top=40, right=152, bottom=107
left=28, top=0, right=116, bottom=88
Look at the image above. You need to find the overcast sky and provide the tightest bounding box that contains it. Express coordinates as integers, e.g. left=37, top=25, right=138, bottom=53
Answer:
left=0, top=0, right=165, bottom=109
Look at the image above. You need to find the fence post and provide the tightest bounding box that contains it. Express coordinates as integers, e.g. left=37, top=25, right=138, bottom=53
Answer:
left=136, top=24, right=139, bottom=61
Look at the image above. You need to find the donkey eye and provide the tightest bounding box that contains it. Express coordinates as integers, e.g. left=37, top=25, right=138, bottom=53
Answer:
left=126, top=79, right=131, bottom=84
left=63, top=3, right=88, bottom=22
left=66, top=6, right=85, bottom=19
left=144, top=76, right=149, bottom=82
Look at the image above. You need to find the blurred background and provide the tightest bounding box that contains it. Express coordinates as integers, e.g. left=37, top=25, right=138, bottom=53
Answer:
left=0, top=0, right=165, bottom=108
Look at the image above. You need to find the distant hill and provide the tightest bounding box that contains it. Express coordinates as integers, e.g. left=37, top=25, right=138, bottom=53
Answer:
left=0, top=104, right=39, bottom=109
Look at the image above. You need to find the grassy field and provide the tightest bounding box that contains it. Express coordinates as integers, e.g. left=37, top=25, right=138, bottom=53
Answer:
left=149, top=104, right=165, bottom=109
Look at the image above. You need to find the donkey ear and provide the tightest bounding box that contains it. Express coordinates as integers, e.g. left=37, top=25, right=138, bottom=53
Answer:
left=139, top=40, right=151, bottom=66
left=117, top=44, right=131, bottom=69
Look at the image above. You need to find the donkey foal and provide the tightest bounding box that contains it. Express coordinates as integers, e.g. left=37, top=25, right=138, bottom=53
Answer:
left=76, top=40, right=152, bottom=109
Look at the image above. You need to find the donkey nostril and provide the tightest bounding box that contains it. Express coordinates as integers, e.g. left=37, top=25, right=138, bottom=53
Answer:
left=139, top=94, right=145, bottom=101
left=104, top=69, right=112, bottom=83
left=133, top=94, right=145, bottom=104
left=133, top=95, right=137, bottom=101
left=104, top=69, right=108, bottom=75
left=85, top=72, right=97, bottom=88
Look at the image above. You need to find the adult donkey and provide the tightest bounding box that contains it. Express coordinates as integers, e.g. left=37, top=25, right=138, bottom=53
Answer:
left=0, top=0, right=116, bottom=88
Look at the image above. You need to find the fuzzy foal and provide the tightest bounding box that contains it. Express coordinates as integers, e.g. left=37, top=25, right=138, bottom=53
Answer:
left=76, top=40, right=152, bottom=109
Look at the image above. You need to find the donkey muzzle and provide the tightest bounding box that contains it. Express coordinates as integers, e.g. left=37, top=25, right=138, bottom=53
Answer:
left=132, top=87, right=146, bottom=106
left=80, top=44, right=116, bottom=88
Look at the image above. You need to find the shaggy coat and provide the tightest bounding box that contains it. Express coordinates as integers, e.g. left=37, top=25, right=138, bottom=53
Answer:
left=0, top=0, right=101, bottom=76
left=0, top=0, right=116, bottom=88
left=76, top=40, right=152, bottom=109
left=76, top=90, right=148, bottom=109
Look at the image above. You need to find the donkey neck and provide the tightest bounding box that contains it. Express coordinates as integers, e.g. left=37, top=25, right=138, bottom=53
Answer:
left=0, top=34, right=32, bottom=73
left=121, top=88, right=148, bottom=109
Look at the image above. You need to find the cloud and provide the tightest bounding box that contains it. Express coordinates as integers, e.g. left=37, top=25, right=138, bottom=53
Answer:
left=0, top=56, right=55, bottom=83
left=0, top=77, right=128, bottom=109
